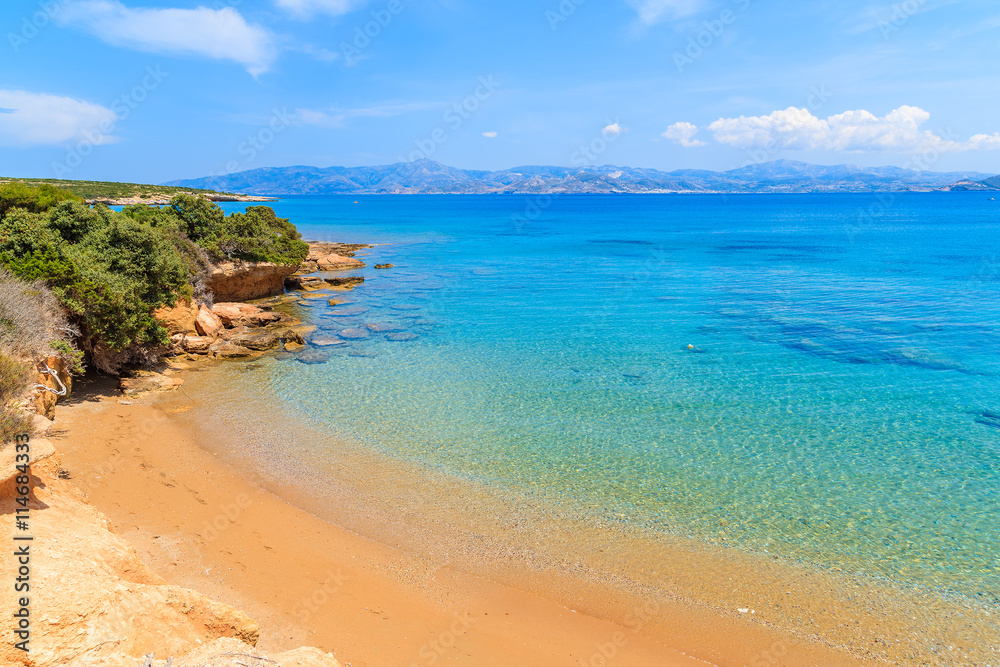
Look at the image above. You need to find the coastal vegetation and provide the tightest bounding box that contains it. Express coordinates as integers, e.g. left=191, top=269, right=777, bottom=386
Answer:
left=0, top=182, right=307, bottom=377
left=0, top=176, right=230, bottom=202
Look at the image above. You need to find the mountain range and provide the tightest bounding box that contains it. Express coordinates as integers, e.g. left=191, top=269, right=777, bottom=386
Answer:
left=166, top=159, right=999, bottom=196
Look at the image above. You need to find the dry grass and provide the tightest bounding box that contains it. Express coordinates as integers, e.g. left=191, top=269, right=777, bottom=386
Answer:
left=0, top=266, right=78, bottom=360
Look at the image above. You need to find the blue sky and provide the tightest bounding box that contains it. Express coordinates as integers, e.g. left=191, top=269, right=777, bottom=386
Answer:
left=1, top=0, right=998, bottom=183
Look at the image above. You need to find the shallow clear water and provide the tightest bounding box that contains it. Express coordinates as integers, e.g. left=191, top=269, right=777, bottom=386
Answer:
left=223, top=193, right=1000, bottom=598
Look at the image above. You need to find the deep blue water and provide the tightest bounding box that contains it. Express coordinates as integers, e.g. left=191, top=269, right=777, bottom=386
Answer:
left=222, top=193, right=1000, bottom=596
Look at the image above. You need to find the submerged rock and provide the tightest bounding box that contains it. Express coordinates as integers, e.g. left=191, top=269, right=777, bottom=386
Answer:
left=366, top=322, right=404, bottom=332
left=374, top=263, right=394, bottom=269
left=296, top=348, right=333, bottom=364
left=386, top=332, right=418, bottom=341
left=338, top=327, right=370, bottom=340
left=312, top=336, right=347, bottom=347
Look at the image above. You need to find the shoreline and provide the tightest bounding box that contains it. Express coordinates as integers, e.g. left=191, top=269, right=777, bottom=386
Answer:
left=53, top=381, right=723, bottom=667
left=51, top=357, right=996, bottom=666
left=39, top=230, right=999, bottom=666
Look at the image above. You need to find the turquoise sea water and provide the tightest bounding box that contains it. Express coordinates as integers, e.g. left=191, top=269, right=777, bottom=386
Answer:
left=222, top=193, right=1000, bottom=600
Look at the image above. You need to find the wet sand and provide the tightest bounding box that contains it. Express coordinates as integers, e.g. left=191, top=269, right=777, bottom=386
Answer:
left=50, top=369, right=994, bottom=666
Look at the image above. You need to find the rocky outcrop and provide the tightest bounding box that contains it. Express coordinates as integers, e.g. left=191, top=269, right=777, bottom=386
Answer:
left=170, top=303, right=300, bottom=360
left=212, top=302, right=283, bottom=327
left=118, top=371, right=185, bottom=396
left=206, top=262, right=299, bottom=302
left=0, top=453, right=340, bottom=667
left=195, top=305, right=224, bottom=338
left=223, top=326, right=280, bottom=351
left=0, top=455, right=261, bottom=667
left=29, top=356, right=73, bottom=420
left=317, top=254, right=365, bottom=270
left=323, top=277, right=364, bottom=289
left=153, top=299, right=199, bottom=336
left=95, top=636, right=343, bottom=666
left=284, top=276, right=326, bottom=291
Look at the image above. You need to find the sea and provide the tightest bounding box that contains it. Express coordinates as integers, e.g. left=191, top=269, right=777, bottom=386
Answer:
left=196, top=192, right=1000, bottom=657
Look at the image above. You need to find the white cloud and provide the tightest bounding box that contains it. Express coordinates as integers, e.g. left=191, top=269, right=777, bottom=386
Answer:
left=968, top=133, right=1000, bottom=150
left=626, top=0, right=701, bottom=25
left=662, top=121, right=705, bottom=147
left=702, top=106, right=1000, bottom=153
left=275, top=0, right=364, bottom=18
left=603, top=122, right=624, bottom=137
left=482, top=131, right=498, bottom=138
left=0, top=90, right=118, bottom=147
left=56, top=1, right=276, bottom=76
left=292, top=102, right=435, bottom=128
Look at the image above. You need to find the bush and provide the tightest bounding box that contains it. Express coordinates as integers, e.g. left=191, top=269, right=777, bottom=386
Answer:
left=0, top=200, right=187, bottom=372
left=0, top=181, right=81, bottom=220
left=156, top=195, right=308, bottom=265
left=0, top=185, right=309, bottom=374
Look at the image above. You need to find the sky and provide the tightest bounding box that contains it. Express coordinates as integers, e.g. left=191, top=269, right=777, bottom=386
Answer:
left=1, top=0, right=998, bottom=183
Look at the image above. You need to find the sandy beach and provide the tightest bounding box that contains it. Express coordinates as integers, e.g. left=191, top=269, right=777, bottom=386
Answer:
left=47, top=367, right=903, bottom=667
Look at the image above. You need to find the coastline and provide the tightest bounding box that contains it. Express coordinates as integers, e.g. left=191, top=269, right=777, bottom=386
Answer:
left=53, top=374, right=873, bottom=667
left=51, top=355, right=998, bottom=666
left=32, top=222, right=1000, bottom=666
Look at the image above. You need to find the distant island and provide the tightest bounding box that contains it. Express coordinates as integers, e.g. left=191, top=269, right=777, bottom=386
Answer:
left=165, top=159, right=999, bottom=196
left=0, top=177, right=274, bottom=206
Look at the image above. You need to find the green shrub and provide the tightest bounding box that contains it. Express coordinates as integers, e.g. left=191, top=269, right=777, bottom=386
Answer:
left=0, top=182, right=81, bottom=220
left=0, top=185, right=308, bottom=374
left=0, top=198, right=187, bottom=372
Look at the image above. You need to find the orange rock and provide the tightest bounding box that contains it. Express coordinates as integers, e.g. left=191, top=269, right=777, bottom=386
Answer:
left=316, top=254, right=365, bottom=271
left=182, top=335, right=214, bottom=353
left=0, top=455, right=263, bottom=667
left=211, top=302, right=262, bottom=327
left=154, top=299, right=199, bottom=335
left=195, top=305, right=223, bottom=338
left=30, top=356, right=72, bottom=420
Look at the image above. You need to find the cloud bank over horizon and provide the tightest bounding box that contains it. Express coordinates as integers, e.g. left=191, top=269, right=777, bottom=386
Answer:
left=663, top=106, right=1000, bottom=154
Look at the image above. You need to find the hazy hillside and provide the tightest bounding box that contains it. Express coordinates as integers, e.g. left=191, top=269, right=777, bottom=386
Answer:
left=165, top=159, right=996, bottom=195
